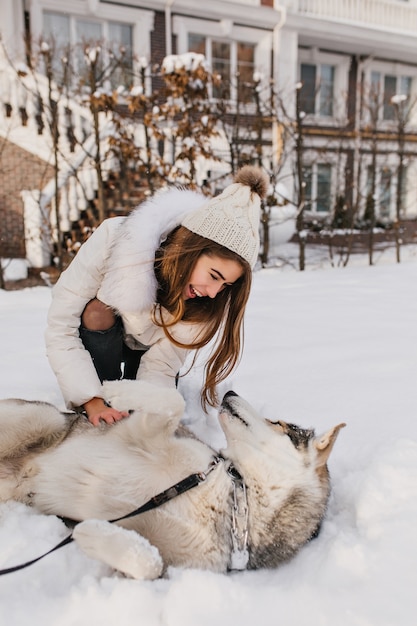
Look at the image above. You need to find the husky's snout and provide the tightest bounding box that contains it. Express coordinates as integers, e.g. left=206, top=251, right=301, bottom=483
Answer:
left=221, top=390, right=238, bottom=405
left=220, top=391, right=249, bottom=427
left=221, top=390, right=239, bottom=413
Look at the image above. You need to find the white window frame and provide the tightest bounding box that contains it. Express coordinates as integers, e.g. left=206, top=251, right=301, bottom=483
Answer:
left=360, top=154, right=407, bottom=221
left=303, top=162, right=334, bottom=215
left=362, top=60, right=417, bottom=128
left=29, top=0, right=154, bottom=88
left=298, top=49, right=350, bottom=124
left=42, top=13, right=134, bottom=84
left=173, top=15, right=272, bottom=105
left=301, top=148, right=347, bottom=216
left=189, top=36, right=256, bottom=100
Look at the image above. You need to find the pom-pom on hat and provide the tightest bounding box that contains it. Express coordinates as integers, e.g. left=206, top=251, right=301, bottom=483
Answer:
left=181, top=166, right=269, bottom=268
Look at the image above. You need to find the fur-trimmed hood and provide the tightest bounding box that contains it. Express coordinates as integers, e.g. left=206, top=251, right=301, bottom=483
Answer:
left=98, top=187, right=208, bottom=314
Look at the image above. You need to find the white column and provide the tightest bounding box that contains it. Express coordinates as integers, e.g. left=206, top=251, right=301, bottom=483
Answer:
left=22, top=189, right=51, bottom=268
left=0, top=0, right=26, bottom=59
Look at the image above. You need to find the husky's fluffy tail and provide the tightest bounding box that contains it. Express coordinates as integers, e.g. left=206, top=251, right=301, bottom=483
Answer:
left=0, top=399, right=71, bottom=459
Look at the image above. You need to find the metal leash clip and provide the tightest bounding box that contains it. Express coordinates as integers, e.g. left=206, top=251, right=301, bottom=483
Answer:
left=197, top=454, right=224, bottom=481
left=229, top=470, right=249, bottom=570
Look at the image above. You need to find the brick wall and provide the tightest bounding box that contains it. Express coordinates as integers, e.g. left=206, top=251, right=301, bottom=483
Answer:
left=150, top=9, right=179, bottom=91
left=151, top=11, right=166, bottom=66
left=0, top=140, right=54, bottom=258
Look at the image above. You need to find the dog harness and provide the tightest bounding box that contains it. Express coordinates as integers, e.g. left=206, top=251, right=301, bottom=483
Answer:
left=0, top=455, right=249, bottom=576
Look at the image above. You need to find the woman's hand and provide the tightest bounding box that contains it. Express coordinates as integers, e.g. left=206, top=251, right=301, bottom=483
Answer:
left=83, top=397, right=129, bottom=426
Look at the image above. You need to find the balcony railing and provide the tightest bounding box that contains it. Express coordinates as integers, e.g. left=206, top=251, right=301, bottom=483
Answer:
left=286, top=0, right=417, bottom=33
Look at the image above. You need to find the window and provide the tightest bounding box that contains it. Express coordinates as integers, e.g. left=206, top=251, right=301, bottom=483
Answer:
left=369, top=71, right=412, bottom=121
left=379, top=166, right=408, bottom=218
left=188, top=34, right=255, bottom=102
left=300, top=63, right=335, bottom=117
left=304, top=163, right=332, bottom=213
left=365, top=165, right=405, bottom=219
left=43, top=11, right=133, bottom=88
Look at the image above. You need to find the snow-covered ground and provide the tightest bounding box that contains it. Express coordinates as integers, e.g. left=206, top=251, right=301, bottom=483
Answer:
left=0, top=243, right=416, bottom=626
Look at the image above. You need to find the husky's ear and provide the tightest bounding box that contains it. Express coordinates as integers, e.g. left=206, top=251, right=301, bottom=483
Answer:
left=314, top=423, right=346, bottom=466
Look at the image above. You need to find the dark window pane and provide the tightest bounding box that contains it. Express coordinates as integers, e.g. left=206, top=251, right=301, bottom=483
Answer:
left=76, top=19, right=102, bottom=45
left=44, top=11, right=70, bottom=49
left=43, top=12, right=71, bottom=79
left=108, top=22, right=133, bottom=88
left=188, top=33, right=206, bottom=55
left=74, top=19, right=102, bottom=87
left=380, top=168, right=391, bottom=216
left=237, top=41, right=255, bottom=103
left=368, top=71, right=381, bottom=116
left=383, top=75, right=396, bottom=120
left=300, top=64, right=316, bottom=114
left=303, top=164, right=313, bottom=211
left=316, top=164, right=332, bottom=212
left=319, top=64, right=334, bottom=117
left=212, top=40, right=230, bottom=99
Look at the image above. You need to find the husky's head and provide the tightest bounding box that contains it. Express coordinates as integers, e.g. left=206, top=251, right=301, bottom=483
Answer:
left=219, top=390, right=345, bottom=569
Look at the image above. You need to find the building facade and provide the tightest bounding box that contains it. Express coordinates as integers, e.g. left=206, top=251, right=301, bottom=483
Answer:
left=1, top=0, right=417, bottom=264
left=279, top=0, right=417, bottom=224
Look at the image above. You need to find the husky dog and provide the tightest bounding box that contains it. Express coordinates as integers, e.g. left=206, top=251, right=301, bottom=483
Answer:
left=0, top=381, right=345, bottom=579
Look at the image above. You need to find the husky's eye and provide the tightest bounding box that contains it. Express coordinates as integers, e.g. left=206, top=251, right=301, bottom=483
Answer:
left=285, top=423, right=315, bottom=449
left=267, top=419, right=314, bottom=448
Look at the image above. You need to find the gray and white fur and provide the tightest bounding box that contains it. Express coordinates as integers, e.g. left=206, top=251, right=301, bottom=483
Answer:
left=0, top=381, right=345, bottom=579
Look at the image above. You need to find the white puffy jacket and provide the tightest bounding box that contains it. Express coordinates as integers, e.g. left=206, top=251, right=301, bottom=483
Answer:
left=45, top=186, right=208, bottom=409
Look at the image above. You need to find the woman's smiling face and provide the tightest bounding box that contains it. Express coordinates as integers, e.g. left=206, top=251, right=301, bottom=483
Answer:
left=183, top=254, right=243, bottom=300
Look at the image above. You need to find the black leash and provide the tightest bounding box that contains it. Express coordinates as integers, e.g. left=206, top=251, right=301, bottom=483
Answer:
left=0, top=456, right=222, bottom=576
left=0, top=534, right=75, bottom=576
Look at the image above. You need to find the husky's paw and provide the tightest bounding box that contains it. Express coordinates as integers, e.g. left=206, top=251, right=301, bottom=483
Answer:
left=73, top=520, right=163, bottom=580
left=102, top=380, right=185, bottom=418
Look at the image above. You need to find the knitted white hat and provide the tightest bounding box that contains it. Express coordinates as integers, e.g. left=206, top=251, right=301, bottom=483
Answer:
left=181, top=166, right=269, bottom=268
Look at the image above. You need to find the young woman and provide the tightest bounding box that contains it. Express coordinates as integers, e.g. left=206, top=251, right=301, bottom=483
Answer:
left=45, top=166, right=268, bottom=426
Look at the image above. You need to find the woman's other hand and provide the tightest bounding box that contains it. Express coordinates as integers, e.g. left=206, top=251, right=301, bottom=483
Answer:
left=83, top=397, right=129, bottom=426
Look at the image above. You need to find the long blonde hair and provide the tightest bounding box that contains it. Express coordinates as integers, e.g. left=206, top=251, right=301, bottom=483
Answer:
left=153, top=226, right=252, bottom=410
